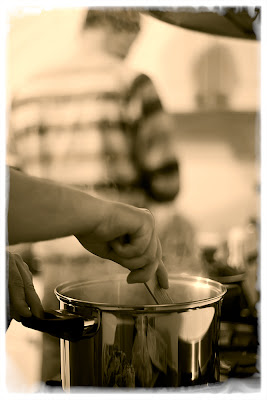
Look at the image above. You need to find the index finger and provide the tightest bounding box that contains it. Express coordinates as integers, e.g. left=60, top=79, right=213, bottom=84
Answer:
left=156, top=260, right=169, bottom=289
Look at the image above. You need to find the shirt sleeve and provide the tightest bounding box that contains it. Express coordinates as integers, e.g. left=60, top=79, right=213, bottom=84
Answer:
left=124, top=72, right=180, bottom=202
left=125, top=72, right=163, bottom=131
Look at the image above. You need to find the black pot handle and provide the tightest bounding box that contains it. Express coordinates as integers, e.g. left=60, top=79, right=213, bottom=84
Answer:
left=21, top=310, right=86, bottom=342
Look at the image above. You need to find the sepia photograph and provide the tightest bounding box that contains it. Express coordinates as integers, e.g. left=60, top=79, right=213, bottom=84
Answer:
left=2, top=1, right=264, bottom=397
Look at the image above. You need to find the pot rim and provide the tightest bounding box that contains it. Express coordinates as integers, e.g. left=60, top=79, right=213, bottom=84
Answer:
left=55, top=273, right=227, bottom=312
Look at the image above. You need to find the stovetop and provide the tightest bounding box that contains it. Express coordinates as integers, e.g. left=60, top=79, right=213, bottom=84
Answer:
left=219, top=321, right=259, bottom=382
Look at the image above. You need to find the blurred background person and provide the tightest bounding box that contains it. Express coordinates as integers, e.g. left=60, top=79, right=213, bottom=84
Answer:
left=125, top=73, right=199, bottom=276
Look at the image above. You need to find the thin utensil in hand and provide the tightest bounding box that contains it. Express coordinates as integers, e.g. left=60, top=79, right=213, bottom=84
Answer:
left=145, top=274, right=174, bottom=304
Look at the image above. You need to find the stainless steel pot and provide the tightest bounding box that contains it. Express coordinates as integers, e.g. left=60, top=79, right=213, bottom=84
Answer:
left=23, top=274, right=226, bottom=389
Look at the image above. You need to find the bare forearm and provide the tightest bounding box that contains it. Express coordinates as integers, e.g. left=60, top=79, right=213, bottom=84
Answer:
left=7, top=168, right=106, bottom=245
left=6, top=168, right=169, bottom=288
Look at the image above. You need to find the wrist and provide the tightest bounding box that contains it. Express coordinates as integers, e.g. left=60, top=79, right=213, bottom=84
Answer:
left=71, top=191, right=111, bottom=238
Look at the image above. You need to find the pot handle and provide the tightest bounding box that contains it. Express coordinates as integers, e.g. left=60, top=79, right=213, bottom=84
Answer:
left=21, top=309, right=98, bottom=342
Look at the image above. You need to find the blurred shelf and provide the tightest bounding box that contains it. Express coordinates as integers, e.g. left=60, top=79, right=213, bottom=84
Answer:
left=171, top=110, right=259, bottom=117
left=170, top=110, right=260, bottom=161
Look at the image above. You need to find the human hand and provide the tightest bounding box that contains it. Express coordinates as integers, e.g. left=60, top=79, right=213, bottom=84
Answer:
left=75, top=202, right=169, bottom=288
left=7, top=251, right=44, bottom=322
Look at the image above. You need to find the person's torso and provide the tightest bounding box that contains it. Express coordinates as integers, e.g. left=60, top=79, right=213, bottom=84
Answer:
left=8, top=53, right=146, bottom=261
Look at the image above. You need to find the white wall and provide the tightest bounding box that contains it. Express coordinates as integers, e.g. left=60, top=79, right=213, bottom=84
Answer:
left=7, top=8, right=85, bottom=100
left=127, top=14, right=260, bottom=112
left=176, top=139, right=259, bottom=235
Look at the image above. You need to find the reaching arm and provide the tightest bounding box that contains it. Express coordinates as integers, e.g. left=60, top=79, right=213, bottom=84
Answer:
left=7, top=167, right=106, bottom=244
left=7, top=167, right=168, bottom=287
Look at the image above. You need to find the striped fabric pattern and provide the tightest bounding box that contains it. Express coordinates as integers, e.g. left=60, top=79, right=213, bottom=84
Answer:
left=7, top=54, right=163, bottom=260
left=8, top=59, right=138, bottom=193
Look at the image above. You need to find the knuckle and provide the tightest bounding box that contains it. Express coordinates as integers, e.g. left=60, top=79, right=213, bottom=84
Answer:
left=8, top=252, right=19, bottom=265
left=23, top=261, right=31, bottom=271
left=141, top=208, right=155, bottom=225
left=13, top=253, right=23, bottom=262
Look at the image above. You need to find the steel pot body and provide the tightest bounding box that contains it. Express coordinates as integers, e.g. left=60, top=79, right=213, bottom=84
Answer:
left=55, top=274, right=226, bottom=390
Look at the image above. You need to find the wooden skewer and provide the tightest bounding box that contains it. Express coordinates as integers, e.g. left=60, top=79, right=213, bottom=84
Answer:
left=144, top=274, right=174, bottom=305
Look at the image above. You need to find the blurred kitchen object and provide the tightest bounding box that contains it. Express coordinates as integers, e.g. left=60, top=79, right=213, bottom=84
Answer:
left=240, top=218, right=259, bottom=317
left=227, top=226, right=247, bottom=270
left=147, top=8, right=260, bottom=40
left=192, top=43, right=237, bottom=110
left=197, top=231, right=222, bottom=267
left=198, top=218, right=259, bottom=323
